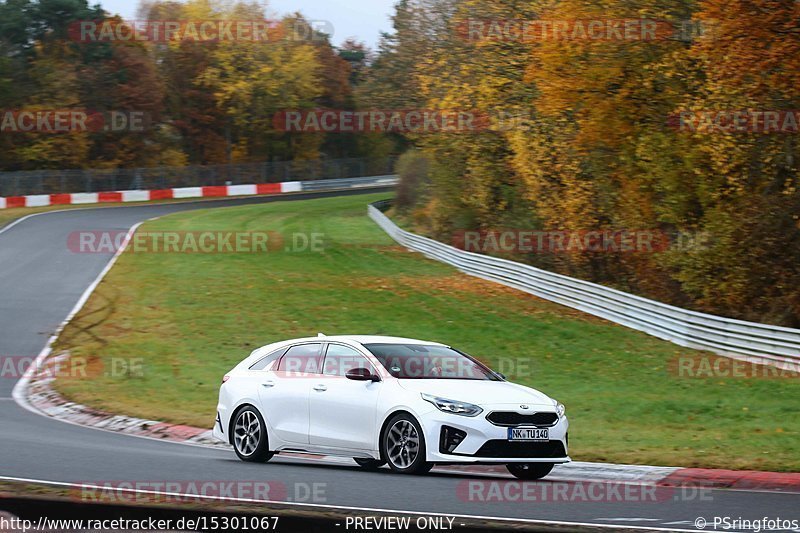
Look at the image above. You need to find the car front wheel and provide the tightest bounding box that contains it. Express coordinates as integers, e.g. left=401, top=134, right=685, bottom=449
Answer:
left=506, top=462, right=554, bottom=480
left=232, top=406, right=274, bottom=463
left=381, top=414, right=432, bottom=475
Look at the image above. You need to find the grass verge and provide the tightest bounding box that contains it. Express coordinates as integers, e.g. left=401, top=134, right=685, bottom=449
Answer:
left=52, top=192, right=800, bottom=471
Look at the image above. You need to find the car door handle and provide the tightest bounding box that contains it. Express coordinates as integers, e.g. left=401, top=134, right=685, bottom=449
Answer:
left=313, top=384, right=327, bottom=392
left=262, top=381, right=275, bottom=388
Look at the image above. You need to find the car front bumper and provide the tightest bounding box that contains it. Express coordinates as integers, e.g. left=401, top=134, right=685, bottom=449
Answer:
left=422, top=404, right=570, bottom=464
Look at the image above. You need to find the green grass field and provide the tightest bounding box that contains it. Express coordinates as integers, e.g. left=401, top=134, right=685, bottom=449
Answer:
left=52, top=192, right=800, bottom=471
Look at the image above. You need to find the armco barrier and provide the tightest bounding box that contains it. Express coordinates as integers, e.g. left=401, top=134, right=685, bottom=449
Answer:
left=368, top=201, right=800, bottom=367
left=0, top=175, right=398, bottom=210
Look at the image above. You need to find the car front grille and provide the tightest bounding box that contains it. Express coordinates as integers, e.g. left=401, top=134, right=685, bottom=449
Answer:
left=473, top=440, right=567, bottom=459
left=486, top=411, right=559, bottom=427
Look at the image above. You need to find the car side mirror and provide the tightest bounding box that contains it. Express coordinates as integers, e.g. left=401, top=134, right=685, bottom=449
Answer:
left=346, top=368, right=379, bottom=382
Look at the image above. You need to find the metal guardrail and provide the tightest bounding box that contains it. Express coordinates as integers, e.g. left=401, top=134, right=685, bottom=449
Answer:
left=299, top=175, right=399, bottom=192
left=0, top=157, right=397, bottom=197
left=368, top=201, right=800, bottom=367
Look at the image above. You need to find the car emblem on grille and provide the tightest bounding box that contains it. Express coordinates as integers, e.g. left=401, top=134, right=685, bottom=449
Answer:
left=520, top=405, right=529, bottom=409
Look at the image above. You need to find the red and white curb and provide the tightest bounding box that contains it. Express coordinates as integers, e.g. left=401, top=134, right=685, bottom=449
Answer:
left=0, top=175, right=397, bottom=209
left=0, top=182, right=297, bottom=209
left=18, top=353, right=800, bottom=492
left=24, top=352, right=223, bottom=447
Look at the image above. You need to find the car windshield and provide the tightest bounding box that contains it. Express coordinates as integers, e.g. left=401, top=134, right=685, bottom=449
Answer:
left=364, top=344, right=501, bottom=380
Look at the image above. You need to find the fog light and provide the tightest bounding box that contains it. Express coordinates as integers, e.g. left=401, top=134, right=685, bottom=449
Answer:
left=439, top=426, right=467, bottom=454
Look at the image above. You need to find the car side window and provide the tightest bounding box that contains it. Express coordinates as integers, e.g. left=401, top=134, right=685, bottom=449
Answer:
left=249, top=347, right=288, bottom=371
left=277, top=343, right=323, bottom=374
left=322, top=344, right=375, bottom=376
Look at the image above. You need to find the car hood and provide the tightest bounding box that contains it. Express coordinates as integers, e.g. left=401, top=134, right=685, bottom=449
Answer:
left=397, top=379, right=555, bottom=407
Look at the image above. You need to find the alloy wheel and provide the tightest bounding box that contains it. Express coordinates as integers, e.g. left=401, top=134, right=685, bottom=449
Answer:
left=386, top=419, right=420, bottom=469
left=234, top=410, right=261, bottom=457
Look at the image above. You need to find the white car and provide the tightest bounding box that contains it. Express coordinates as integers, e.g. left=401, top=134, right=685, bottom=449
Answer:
left=213, top=335, right=569, bottom=479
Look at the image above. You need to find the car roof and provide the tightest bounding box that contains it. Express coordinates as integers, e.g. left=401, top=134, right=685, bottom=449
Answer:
left=327, top=335, right=447, bottom=346
left=241, top=335, right=448, bottom=367
left=288, top=335, right=448, bottom=347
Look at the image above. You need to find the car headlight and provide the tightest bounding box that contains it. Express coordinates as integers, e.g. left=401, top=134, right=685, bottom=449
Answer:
left=556, top=402, right=566, bottom=418
left=421, top=393, right=483, bottom=417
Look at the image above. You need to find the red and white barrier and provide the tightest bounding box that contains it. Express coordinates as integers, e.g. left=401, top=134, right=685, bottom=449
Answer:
left=0, top=181, right=306, bottom=209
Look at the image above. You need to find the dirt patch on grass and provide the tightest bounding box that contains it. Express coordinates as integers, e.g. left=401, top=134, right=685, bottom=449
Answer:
left=342, top=273, right=609, bottom=323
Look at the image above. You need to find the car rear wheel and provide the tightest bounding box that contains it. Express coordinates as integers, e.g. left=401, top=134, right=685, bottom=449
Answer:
left=232, top=406, right=274, bottom=463
left=353, top=458, right=386, bottom=470
left=506, top=462, right=554, bottom=480
left=381, top=414, right=432, bottom=475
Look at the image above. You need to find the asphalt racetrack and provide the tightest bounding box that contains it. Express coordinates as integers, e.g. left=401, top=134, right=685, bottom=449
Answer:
left=1, top=189, right=798, bottom=532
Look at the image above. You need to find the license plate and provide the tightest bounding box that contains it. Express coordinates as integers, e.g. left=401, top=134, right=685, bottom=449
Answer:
left=508, top=427, right=549, bottom=442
